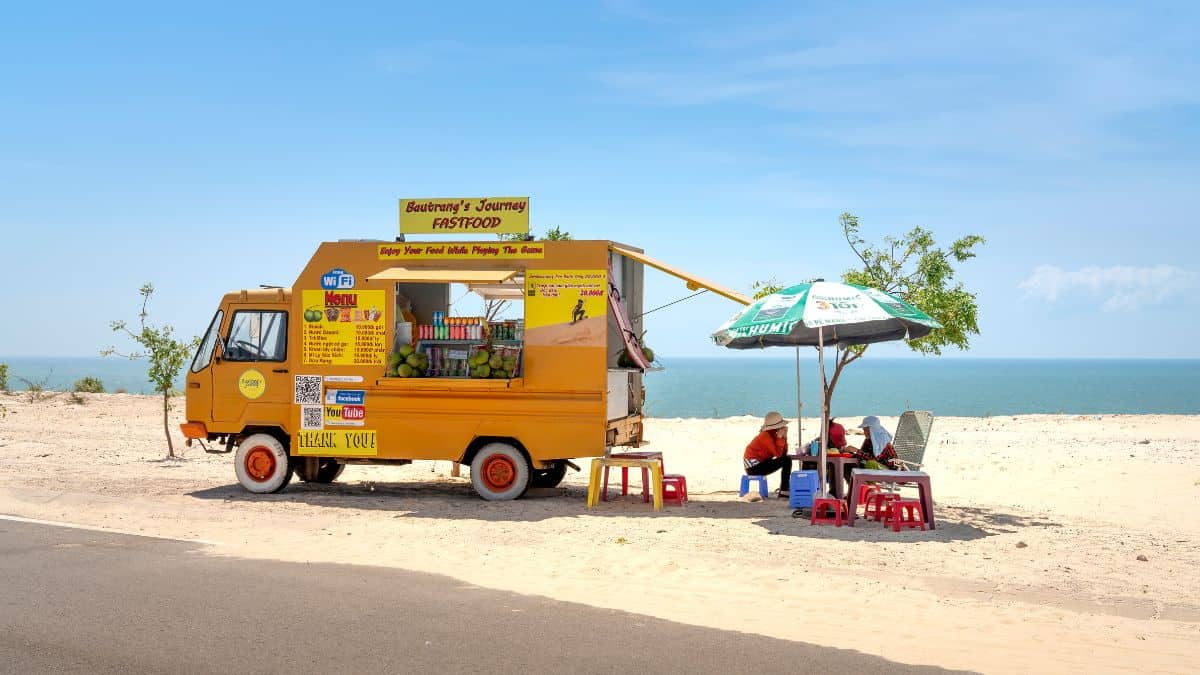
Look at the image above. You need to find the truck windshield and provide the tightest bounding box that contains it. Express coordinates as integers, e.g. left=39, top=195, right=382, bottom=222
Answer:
left=225, top=310, right=288, bottom=362
left=190, top=310, right=224, bottom=373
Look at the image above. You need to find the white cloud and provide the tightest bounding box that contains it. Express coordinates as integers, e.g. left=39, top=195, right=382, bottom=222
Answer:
left=1019, top=264, right=1194, bottom=312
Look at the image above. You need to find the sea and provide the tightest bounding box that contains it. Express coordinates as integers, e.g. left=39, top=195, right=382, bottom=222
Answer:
left=2, top=356, right=1198, bottom=418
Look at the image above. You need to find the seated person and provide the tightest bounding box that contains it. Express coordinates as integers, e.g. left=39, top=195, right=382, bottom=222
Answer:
left=744, top=411, right=792, bottom=498
left=845, top=415, right=899, bottom=470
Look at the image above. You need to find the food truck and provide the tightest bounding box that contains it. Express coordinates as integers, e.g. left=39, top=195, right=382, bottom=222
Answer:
left=181, top=216, right=749, bottom=500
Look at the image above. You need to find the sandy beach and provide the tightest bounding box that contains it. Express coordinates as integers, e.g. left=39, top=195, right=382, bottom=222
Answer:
left=1, top=392, right=1198, bottom=673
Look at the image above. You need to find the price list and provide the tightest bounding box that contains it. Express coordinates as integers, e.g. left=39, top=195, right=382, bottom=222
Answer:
left=301, top=289, right=387, bottom=366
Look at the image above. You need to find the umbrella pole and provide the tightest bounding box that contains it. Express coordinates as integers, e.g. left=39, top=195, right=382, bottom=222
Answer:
left=795, top=345, right=802, bottom=453
left=818, top=326, right=829, bottom=498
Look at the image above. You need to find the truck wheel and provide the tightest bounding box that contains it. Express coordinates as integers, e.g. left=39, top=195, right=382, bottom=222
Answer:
left=295, top=458, right=345, bottom=483
left=234, top=433, right=293, bottom=494
left=530, top=461, right=568, bottom=488
left=470, top=443, right=531, bottom=501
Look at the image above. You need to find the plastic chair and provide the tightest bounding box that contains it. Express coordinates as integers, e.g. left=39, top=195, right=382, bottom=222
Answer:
left=739, top=474, right=769, bottom=498
left=893, top=410, right=934, bottom=471
left=811, top=497, right=846, bottom=526
left=661, top=476, right=687, bottom=506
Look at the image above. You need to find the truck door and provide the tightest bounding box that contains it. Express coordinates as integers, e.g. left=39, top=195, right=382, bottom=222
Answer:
left=212, top=308, right=292, bottom=423
left=185, top=309, right=224, bottom=423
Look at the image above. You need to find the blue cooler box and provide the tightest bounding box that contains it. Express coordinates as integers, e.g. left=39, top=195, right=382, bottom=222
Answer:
left=788, top=470, right=819, bottom=509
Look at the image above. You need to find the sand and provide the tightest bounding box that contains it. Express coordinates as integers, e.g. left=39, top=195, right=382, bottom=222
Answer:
left=1, top=392, right=1198, bottom=673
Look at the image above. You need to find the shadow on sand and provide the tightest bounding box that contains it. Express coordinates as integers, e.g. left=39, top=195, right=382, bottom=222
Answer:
left=187, top=479, right=1060, bottom=544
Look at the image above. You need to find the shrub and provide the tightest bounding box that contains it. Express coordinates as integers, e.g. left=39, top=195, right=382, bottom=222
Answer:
left=17, top=372, right=59, bottom=403
left=68, top=391, right=88, bottom=405
left=0, top=363, right=8, bottom=391
left=73, top=376, right=106, bottom=393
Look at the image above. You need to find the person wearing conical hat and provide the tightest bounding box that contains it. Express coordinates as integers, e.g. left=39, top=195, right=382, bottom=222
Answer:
left=744, top=411, right=792, bottom=497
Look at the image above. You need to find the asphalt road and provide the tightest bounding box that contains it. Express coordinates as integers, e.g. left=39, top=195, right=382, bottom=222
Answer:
left=0, top=518, right=966, bottom=674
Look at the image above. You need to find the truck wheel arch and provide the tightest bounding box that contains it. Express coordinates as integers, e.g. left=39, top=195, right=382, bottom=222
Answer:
left=460, top=436, right=530, bottom=468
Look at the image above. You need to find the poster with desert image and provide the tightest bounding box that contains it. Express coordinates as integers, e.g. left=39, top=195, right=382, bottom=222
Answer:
left=523, top=269, right=607, bottom=346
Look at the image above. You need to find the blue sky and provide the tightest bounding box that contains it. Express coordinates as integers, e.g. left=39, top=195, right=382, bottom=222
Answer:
left=2, top=1, right=1197, bottom=359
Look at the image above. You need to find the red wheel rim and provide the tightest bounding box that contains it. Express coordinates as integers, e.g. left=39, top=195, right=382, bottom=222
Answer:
left=480, top=455, right=516, bottom=492
left=244, top=446, right=277, bottom=482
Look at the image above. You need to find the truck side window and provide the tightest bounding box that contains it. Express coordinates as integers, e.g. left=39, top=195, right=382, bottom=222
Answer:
left=190, top=310, right=225, bottom=373
left=224, top=311, right=288, bottom=362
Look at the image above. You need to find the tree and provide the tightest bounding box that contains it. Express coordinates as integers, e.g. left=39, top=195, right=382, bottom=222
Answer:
left=103, top=284, right=200, bottom=459
left=756, top=212, right=984, bottom=413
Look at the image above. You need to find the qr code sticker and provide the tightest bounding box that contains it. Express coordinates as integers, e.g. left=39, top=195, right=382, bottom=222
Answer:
left=294, top=375, right=322, bottom=404
left=300, top=405, right=324, bottom=430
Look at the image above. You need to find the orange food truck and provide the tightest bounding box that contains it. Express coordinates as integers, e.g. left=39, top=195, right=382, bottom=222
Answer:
left=181, top=208, right=748, bottom=500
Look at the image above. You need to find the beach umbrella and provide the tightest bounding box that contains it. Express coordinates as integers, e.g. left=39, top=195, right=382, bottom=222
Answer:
left=711, top=281, right=940, bottom=496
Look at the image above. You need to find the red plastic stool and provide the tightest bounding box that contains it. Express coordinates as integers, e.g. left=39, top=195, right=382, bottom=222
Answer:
left=661, top=475, right=687, bottom=506
left=856, top=483, right=877, bottom=514
left=865, top=492, right=902, bottom=522
left=888, top=499, right=926, bottom=532
left=810, top=497, right=846, bottom=526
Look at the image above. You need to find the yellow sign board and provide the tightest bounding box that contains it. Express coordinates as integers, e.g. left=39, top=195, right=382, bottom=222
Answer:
left=301, top=289, right=388, bottom=365
left=296, top=429, right=378, bottom=456
left=524, top=269, right=607, bottom=347
left=399, top=197, right=529, bottom=235
left=377, top=242, right=545, bottom=260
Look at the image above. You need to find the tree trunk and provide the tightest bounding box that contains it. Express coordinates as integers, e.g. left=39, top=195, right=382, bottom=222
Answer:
left=162, top=392, right=175, bottom=459
left=824, top=348, right=866, bottom=419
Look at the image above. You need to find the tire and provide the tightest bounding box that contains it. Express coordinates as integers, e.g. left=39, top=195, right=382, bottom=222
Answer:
left=530, top=461, right=568, bottom=488
left=470, top=442, right=531, bottom=501
left=234, top=433, right=293, bottom=494
left=295, top=458, right=345, bottom=483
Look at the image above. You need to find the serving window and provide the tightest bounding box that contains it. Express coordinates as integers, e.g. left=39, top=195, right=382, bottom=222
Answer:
left=365, top=268, right=524, bottom=380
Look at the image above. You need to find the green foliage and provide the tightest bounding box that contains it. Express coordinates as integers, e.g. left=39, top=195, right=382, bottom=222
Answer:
left=839, top=212, right=984, bottom=356
left=103, top=283, right=200, bottom=458
left=68, top=391, right=88, bottom=405
left=498, top=227, right=573, bottom=242
left=751, top=212, right=984, bottom=413
left=0, top=362, right=7, bottom=391
left=751, top=278, right=783, bottom=300
left=16, top=371, right=59, bottom=403
left=73, top=376, right=106, bottom=393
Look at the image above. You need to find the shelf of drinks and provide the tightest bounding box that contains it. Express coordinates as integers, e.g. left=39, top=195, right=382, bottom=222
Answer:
left=416, top=339, right=524, bottom=346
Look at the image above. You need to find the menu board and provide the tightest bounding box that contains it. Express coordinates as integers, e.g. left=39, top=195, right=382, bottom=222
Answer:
left=301, top=289, right=387, bottom=365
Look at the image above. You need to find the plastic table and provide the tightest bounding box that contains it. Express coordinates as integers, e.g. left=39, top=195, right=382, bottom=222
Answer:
left=847, top=469, right=936, bottom=529
left=587, top=457, right=663, bottom=511
left=793, top=453, right=860, bottom=500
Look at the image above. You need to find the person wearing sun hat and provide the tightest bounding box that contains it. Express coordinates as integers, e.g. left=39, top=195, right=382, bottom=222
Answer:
left=846, top=415, right=898, bottom=470
left=743, top=411, right=792, bottom=497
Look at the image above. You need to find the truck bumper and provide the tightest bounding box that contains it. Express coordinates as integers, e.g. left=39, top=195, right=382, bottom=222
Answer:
left=180, top=422, right=208, bottom=440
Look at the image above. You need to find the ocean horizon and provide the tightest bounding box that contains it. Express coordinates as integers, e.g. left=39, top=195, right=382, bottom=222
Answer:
left=3, top=355, right=1197, bottom=418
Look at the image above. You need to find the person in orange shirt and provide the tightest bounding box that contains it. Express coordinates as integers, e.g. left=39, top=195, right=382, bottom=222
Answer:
left=744, top=411, right=792, bottom=497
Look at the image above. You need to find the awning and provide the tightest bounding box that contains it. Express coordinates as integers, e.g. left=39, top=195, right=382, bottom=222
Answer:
left=468, top=285, right=526, bottom=300
left=367, top=268, right=518, bottom=284
left=609, top=244, right=752, bottom=305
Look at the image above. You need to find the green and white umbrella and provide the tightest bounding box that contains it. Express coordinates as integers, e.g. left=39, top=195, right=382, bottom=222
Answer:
left=712, top=281, right=940, bottom=349
left=712, top=281, right=941, bottom=497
